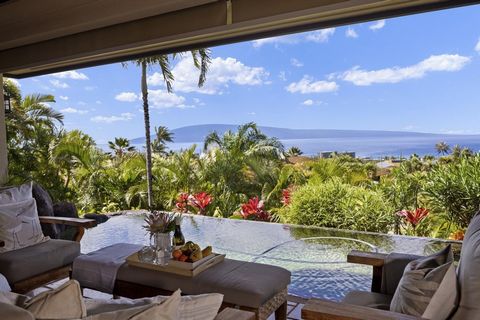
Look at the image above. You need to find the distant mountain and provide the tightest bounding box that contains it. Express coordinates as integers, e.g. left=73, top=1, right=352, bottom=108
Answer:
left=130, top=124, right=441, bottom=144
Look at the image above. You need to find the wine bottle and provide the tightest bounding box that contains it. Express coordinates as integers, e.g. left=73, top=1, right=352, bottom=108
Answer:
left=173, top=216, right=185, bottom=249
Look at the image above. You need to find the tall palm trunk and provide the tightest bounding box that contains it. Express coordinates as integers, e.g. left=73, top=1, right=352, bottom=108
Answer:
left=141, top=61, right=153, bottom=209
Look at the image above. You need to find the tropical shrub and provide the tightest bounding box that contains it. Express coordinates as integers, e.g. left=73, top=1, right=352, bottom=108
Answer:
left=279, top=179, right=394, bottom=232
left=425, top=156, right=480, bottom=228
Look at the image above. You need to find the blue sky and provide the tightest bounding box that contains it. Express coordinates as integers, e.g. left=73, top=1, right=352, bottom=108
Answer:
left=11, top=5, right=480, bottom=144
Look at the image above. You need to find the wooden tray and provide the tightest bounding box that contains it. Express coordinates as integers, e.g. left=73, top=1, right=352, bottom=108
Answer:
left=126, top=252, right=225, bottom=277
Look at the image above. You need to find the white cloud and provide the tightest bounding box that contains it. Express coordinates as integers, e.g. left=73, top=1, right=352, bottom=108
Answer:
left=290, top=58, right=304, bottom=67
left=149, top=56, right=269, bottom=95
left=252, top=28, right=335, bottom=47
left=369, top=20, right=386, bottom=31
left=148, top=90, right=192, bottom=109
left=475, top=38, right=480, bottom=54
left=84, top=86, right=96, bottom=91
left=248, top=112, right=256, bottom=115
left=59, top=95, right=69, bottom=101
left=5, top=78, right=20, bottom=87
left=302, top=99, right=323, bottom=106
left=50, top=79, right=69, bottom=88
left=96, top=100, right=102, bottom=104
left=60, top=107, right=88, bottom=114
left=252, top=35, right=299, bottom=48
left=305, top=28, right=335, bottom=43
left=115, top=92, right=138, bottom=102
left=278, top=71, right=287, bottom=81
left=346, top=27, right=358, bottom=38
left=193, top=98, right=205, bottom=106
left=51, top=70, right=88, bottom=80
left=286, top=76, right=339, bottom=94
left=91, top=112, right=135, bottom=123
left=339, top=54, right=471, bottom=86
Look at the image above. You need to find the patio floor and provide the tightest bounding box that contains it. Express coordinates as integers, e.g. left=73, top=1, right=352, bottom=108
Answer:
left=33, top=278, right=306, bottom=320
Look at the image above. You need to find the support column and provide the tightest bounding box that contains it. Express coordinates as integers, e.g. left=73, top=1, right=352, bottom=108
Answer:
left=0, top=74, right=8, bottom=185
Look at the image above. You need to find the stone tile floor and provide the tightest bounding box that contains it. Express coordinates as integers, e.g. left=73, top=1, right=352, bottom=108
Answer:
left=33, top=279, right=306, bottom=320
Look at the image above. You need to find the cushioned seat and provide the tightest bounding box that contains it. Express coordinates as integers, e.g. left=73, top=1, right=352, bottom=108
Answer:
left=117, top=258, right=291, bottom=308
left=343, top=291, right=392, bottom=310
left=0, top=240, right=80, bottom=284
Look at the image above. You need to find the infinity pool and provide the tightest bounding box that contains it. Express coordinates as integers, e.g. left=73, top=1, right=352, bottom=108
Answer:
left=80, top=212, right=458, bottom=300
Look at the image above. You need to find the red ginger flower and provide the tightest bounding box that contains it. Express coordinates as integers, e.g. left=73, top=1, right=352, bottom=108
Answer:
left=175, top=192, right=190, bottom=213
left=188, top=192, right=212, bottom=215
left=240, top=197, right=270, bottom=222
left=281, top=188, right=292, bottom=206
left=397, top=208, right=429, bottom=228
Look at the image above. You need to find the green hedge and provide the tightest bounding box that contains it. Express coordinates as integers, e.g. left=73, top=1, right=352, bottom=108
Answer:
left=280, top=179, right=394, bottom=233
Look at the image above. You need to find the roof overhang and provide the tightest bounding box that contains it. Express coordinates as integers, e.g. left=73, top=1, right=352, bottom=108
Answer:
left=1, top=0, right=479, bottom=78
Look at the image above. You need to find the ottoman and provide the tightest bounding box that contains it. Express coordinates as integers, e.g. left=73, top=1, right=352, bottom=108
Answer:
left=115, top=258, right=290, bottom=320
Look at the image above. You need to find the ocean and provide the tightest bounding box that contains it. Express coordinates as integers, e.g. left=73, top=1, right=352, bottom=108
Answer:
left=118, top=134, right=480, bottom=158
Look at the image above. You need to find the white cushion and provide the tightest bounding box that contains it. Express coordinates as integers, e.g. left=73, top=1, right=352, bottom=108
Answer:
left=0, top=182, right=32, bottom=205
left=0, top=198, right=49, bottom=253
left=85, top=292, right=223, bottom=320
left=23, top=279, right=86, bottom=319
left=87, top=289, right=181, bottom=320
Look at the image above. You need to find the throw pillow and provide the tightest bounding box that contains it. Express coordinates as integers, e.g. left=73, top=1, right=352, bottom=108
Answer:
left=390, top=245, right=457, bottom=320
left=85, top=292, right=223, bottom=320
left=0, top=198, right=49, bottom=253
left=87, top=289, right=181, bottom=320
left=23, top=279, right=86, bottom=319
left=0, top=182, right=32, bottom=205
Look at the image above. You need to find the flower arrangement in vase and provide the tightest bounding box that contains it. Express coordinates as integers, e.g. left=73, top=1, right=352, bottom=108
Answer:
left=143, top=211, right=176, bottom=265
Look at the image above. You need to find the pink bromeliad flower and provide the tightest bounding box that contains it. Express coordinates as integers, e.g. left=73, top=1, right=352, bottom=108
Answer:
left=240, top=197, right=270, bottom=222
left=188, top=192, right=212, bottom=215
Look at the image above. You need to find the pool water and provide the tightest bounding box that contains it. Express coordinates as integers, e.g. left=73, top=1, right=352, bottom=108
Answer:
left=81, top=213, right=457, bottom=300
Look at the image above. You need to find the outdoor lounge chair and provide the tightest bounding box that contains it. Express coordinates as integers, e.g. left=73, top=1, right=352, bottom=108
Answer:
left=0, top=183, right=97, bottom=293
left=302, top=212, right=480, bottom=320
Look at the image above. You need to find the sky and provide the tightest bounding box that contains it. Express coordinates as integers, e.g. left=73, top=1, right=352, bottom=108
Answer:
left=10, top=5, right=480, bottom=144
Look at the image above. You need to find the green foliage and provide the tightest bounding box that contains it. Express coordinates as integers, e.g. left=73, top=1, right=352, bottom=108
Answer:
left=279, top=179, right=394, bottom=233
left=425, top=156, right=480, bottom=228
left=4, top=76, right=479, bottom=238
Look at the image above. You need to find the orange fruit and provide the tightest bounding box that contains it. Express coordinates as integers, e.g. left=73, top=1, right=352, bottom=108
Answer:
left=172, top=250, right=182, bottom=259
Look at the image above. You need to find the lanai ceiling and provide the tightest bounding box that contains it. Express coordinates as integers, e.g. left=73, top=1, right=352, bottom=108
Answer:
left=0, top=0, right=478, bottom=78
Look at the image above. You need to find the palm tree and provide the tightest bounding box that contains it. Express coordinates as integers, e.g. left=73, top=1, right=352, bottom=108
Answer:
left=452, top=145, right=462, bottom=158
left=435, top=142, right=450, bottom=155
left=204, top=122, right=284, bottom=159
left=124, top=49, right=210, bottom=209
left=203, top=122, right=284, bottom=198
left=108, top=137, right=135, bottom=157
left=286, top=146, right=303, bottom=157
left=7, top=93, right=63, bottom=144
left=151, top=126, right=174, bottom=155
